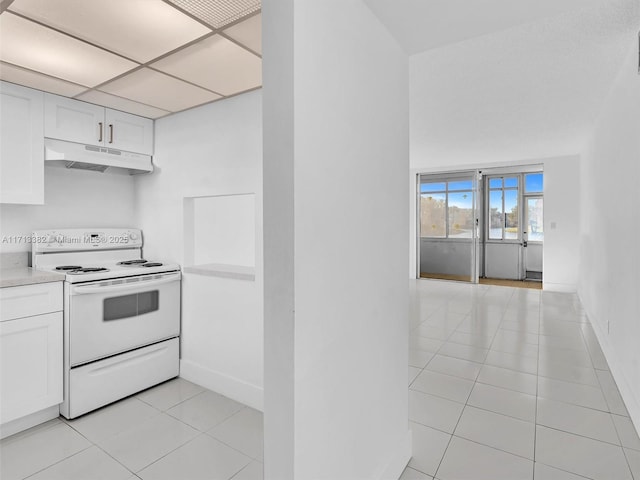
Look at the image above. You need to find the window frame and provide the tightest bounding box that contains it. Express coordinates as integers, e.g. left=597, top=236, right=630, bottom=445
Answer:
left=420, top=179, right=474, bottom=241
left=486, top=174, right=521, bottom=243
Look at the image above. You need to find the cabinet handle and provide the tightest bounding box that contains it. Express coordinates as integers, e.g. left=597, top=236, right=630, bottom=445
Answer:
left=98, top=122, right=103, bottom=142
left=109, top=124, right=113, bottom=144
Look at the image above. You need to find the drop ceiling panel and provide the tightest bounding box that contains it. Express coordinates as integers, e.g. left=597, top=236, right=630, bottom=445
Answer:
left=9, top=0, right=212, bottom=63
left=0, top=12, right=137, bottom=87
left=76, top=90, right=171, bottom=119
left=0, top=62, right=88, bottom=97
left=166, top=0, right=260, bottom=29
left=223, top=13, right=262, bottom=54
left=99, top=68, right=221, bottom=112
left=151, top=35, right=261, bottom=96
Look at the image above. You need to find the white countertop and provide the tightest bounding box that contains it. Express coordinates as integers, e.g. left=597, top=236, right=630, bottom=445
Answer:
left=0, top=267, right=65, bottom=288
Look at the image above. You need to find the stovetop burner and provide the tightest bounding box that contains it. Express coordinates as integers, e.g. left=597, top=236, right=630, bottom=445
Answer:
left=142, top=262, right=163, bottom=267
left=117, top=259, right=148, bottom=266
left=67, top=267, right=110, bottom=274
left=55, top=265, right=83, bottom=271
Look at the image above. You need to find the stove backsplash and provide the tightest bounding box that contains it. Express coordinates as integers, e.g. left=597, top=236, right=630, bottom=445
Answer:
left=0, top=252, right=29, bottom=269
left=0, top=166, right=136, bottom=255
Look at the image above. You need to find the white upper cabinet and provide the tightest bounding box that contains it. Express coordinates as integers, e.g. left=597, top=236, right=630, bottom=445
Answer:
left=0, top=82, right=44, bottom=205
left=44, top=94, right=104, bottom=145
left=44, top=93, right=154, bottom=155
left=105, top=108, right=153, bottom=154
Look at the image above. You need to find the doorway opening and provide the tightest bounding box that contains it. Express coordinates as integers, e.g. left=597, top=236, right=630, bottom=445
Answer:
left=416, top=166, right=543, bottom=288
left=483, top=170, right=543, bottom=284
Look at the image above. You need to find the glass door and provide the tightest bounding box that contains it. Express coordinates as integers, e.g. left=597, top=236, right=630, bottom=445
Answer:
left=482, top=170, right=544, bottom=283
left=417, top=172, right=478, bottom=283
left=523, top=172, right=544, bottom=281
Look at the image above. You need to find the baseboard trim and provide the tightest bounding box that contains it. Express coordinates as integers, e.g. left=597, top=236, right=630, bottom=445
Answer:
left=374, top=430, right=412, bottom=480
left=0, top=405, right=59, bottom=440
left=542, top=282, right=577, bottom=293
left=180, top=359, right=263, bottom=411
left=579, top=299, right=640, bottom=438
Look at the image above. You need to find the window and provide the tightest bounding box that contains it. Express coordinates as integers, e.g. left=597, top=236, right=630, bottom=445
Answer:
left=488, top=176, right=519, bottom=240
left=527, top=198, right=544, bottom=242
left=420, top=179, right=473, bottom=239
left=524, top=173, right=543, bottom=193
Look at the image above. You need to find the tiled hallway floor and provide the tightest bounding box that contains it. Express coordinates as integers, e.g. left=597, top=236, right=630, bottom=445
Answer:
left=2, top=280, right=639, bottom=480
left=0, top=379, right=263, bottom=480
left=402, top=279, right=640, bottom=480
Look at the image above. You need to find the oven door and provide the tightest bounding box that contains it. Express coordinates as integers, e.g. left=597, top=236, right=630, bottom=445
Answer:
left=68, top=271, right=181, bottom=366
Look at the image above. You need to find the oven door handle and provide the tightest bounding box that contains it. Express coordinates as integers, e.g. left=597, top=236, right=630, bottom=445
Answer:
left=71, top=273, right=180, bottom=295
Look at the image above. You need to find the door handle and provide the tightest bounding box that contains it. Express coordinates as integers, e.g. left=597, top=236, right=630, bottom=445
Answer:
left=108, top=124, right=114, bottom=144
left=98, top=122, right=103, bottom=142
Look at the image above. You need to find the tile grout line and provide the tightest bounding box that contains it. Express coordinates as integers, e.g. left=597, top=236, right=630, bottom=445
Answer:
left=583, top=321, right=638, bottom=479
left=432, top=285, right=515, bottom=479
left=413, top=282, right=637, bottom=479
left=20, top=442, right=95, bottom=480
left=534, top=285, right=542, bottom=468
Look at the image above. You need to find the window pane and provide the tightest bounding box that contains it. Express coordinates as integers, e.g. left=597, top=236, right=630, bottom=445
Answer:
left=420, top=193, right=446, bottom=237
left=504, top=189, right=519, bottom=239
left=489, top=178, right=502, bottom=189
left=448, top=191, right=473, bottom=238
left=525, top=173, right=543, bottom=193
left=489, top=190, right=503, bottom=239
left=527, top=198, right=544, bottom=241
left=504, top=177, right=518, bottom=188
left=448, top=180, right=473, bottom=191
left=420, top=181, right=446, bottom=193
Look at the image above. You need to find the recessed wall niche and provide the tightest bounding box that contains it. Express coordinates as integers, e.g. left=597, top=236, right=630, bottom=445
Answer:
left=183, top=193, right=255, bottom=280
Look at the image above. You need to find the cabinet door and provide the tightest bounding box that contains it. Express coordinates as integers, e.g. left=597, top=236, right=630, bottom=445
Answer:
left=44, top=93, right=104, bottom=146
left=0, top=312, right=63, bottom=424
left=0, top=282, right=63, bottom=322
left=0, top=82, right=44, bottom=204
left=105, top=108, right=154, bottom=155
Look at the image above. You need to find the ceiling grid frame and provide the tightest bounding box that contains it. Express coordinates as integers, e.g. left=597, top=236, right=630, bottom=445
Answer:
left=0, top=0, right=263, bottom=119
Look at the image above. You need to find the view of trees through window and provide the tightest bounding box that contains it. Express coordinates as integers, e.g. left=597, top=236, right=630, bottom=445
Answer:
left=420, top=172, right=544, bottom=243
left=489, top=177, right=519, bottom=240
left=420, top=180, right=474, bottom=238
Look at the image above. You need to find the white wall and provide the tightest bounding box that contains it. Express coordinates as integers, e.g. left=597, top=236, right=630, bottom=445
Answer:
left=263, top=1, right=410, bottom=478
left=0, top=167, right=136, bottom=254
left=408, top=1, right=637, bottom=166
left=409, top=156, right=580, bottom=291
left=579, top=42, right=640, bottom=430
left=135, top=90, right=264, bottom=410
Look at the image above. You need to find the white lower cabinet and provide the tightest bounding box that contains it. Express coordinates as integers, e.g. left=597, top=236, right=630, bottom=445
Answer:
left=0, top=282, right=63, bottom=437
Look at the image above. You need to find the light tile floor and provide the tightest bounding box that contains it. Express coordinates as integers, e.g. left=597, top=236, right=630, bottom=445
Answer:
left=0, top=378, right=263, bottom=480
left=2, top=279, right=639, bottom=480
left=402, top=279, right=640, bottom=480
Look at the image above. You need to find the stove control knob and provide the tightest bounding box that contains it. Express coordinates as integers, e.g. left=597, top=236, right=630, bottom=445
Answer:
left=129, top=232, right=139, bottom=241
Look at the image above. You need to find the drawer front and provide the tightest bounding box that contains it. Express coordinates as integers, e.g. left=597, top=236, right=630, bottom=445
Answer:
left=0, top=312, right=63, bottom=424
left=0, top=282, right=62, bottom=322
left=65, top=338, right=179, bottom=419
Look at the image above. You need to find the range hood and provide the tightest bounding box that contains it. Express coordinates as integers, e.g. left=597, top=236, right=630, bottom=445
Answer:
left=44, top=138, right=153, bottom=175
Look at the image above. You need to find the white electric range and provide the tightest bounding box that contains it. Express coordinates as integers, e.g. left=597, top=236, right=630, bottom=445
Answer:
left=32, top=228, right=181, bottom=419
